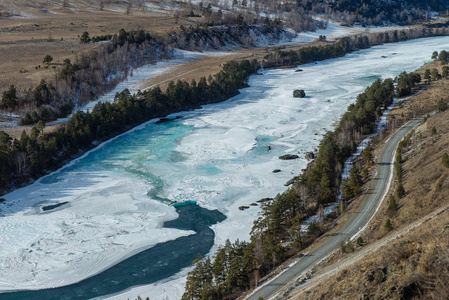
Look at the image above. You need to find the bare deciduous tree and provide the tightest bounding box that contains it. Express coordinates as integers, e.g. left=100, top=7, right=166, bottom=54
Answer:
left=14, top=152, right=30, bottom=179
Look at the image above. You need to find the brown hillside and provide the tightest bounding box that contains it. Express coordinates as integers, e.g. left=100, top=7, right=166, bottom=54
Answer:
left=286, top=101, right=449, bottom=299
left=0, top=0, right=200, bottom=92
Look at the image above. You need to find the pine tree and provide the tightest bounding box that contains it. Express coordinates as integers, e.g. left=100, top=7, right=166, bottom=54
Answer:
left=213, top=245, right=228, bottom=288
left=387, top=195, right=398, bottom=216
left=362, top=167, right=369, bottom=181
left=182, top=256, right=214, bottom=300
left=443, top=66, right=449, bottom=78
left=385, top=218, right=393, bottom=231
left=397, top=183, right=405, bottom=198
left=362, top=145, right=374, bottom=166
left=424, top=69, right=431, bottom=81
left=432, top=51, right=439, bottom=60
left=442, top=153, right=449, bottom=168
left=80, top=31, right=91, bottom=44
left=438, top=50, right=448, bottom=63
left=431, top=68, right=440, bottom=81
left=437, top=98, right=448, bottom=112
left=431, top=126, right=437, bottom=135
left=1, top=85, right=18, bottom=108
left=43, top=55, right=53, bottom=65
left=348, top=165, right=363, bottom=197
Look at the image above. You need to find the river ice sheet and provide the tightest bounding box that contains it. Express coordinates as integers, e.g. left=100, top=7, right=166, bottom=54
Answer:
left=2, top=36, right=449, bottom=299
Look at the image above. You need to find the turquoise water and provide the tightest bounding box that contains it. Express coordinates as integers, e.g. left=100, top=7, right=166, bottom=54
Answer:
left=41, top=120, right=195, bottom=203
left=42, top=201, right=68, bottom=211
left=2, top=202, right=225, bottom=300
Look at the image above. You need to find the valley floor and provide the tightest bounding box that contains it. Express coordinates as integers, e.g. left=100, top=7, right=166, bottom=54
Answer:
left=1, top=3, right=449, bottom=300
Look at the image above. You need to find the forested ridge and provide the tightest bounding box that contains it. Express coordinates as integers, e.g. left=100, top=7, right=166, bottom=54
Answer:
left=247, top=0, right=447, bottom=26
left=320, top=0, right=447, bottom=25
left=171, top=18, right=287, bottom=50
left=263, top=26, right=449, bottom=68
left=0, top=59, right=258, bottom=194
left=174, top=0, right=448, bottom=30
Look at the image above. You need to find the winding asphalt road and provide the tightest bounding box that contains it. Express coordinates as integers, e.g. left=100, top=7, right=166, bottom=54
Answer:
left=246, top=116, right=424, bottom=300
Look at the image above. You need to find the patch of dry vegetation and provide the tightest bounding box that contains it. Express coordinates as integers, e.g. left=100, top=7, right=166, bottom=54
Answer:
left=366, top=109, right=449, bottom=242
left=285, top=86, right=449, bottom=300
left=299, top=213, right=449, bottom=300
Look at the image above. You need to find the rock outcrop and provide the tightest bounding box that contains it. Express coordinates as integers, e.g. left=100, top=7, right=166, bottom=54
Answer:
left=293, top=89, right=306, bottom=98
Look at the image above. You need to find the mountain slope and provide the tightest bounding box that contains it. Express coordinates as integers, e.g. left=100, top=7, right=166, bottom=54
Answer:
left=283, top=65, right=449, bottom=299
left=324, top=0, right=448, bottom=25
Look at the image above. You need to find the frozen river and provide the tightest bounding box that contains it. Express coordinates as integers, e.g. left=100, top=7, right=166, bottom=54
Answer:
left=2, top=36, right=449, bottom=300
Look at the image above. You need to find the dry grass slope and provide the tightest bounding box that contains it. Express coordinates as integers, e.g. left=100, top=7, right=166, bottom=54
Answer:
left=287, top=89, right=449, bottom=299
left=0, top=0, right=199, bottom=92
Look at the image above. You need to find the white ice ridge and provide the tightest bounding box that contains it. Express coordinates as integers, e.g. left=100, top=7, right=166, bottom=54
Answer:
left=1, top=36, right=449, bottom=299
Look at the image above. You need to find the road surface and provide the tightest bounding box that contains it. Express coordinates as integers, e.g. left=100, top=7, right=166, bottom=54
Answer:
left=246, top=116, right=423, bottom=300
